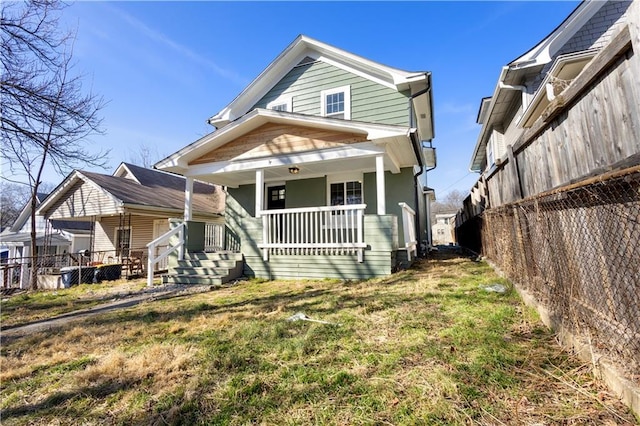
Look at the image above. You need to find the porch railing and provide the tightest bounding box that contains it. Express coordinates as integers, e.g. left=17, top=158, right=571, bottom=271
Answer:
left=258, top=204, right=367, bottom=262
left=204, top=222, right=226, bottom=252
left=399, top=202, right=417, bottom=261
left=146, top=222, right=185, bottom=287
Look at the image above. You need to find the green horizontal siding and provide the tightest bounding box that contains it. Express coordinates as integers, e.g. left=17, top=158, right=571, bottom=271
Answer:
left=363, top=168, right=416, bottom=248
left=225, top=180, right=414, bottom=279
left=286, top=177, right=326, bottom=208
left=228, top=214, right=399, bottom=280
left=253, top=61, right=410, bottom=126
left=243, top=253, right=392, bottom=280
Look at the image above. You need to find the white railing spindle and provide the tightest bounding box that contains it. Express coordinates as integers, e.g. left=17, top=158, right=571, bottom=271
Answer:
left=257, top=204, right=366, bottom=261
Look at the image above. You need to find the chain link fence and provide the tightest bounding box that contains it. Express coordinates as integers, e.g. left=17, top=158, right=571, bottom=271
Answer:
left=471, top=166, right=640, bottom=376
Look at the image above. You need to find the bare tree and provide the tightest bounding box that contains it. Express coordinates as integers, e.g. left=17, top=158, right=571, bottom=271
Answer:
left=1, top=0, right=108, bottom=289
left=0, top=182, right=29, bottom=230
left=127, top=143, right=162, bottom=168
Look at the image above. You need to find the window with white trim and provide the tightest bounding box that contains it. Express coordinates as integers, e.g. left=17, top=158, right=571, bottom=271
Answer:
left=321, top=85, right=351, bottom=119
left=330, top=181, right=362, bottom=206
left=115, top=227, right=131, bottom=258
left=327, top=172, right=363, bottom=206
left=267, top=96, right=292, bottom=112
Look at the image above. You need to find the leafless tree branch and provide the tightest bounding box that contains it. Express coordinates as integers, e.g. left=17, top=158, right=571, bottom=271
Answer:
left=1, top=0, right=109, bottom=289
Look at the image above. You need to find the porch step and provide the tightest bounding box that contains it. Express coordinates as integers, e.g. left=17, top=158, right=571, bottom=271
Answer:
left=161, top=251, right=243, bottom=286
left=172, top=266, right=234, bottom=275
left=162, top=274, right=224, bottom=286
left=183, top=252, right=243, bottom=262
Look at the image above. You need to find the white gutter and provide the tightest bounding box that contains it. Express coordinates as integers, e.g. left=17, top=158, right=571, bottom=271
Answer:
left=498, top=81, right=528, bottom=111
left=469, top=66, right=531, bottom=173
left=468, top=66, right=508, bottom=172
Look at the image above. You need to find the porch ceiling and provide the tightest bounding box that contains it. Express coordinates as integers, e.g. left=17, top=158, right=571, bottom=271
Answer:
left=188, top=151, right=401, bottom=187
left=156, top=109, right=419, bottom=187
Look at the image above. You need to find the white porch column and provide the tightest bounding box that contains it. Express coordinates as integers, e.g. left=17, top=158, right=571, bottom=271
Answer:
left=376, top=155, right=386, bottom=215
left=184, top=176, right=194, bottom=221
left=255, top=169, right=264, bottom=218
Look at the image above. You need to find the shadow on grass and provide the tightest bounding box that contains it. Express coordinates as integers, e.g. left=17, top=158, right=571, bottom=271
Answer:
left=0, top=379, right=139, bottom=420
left=1, top=297, right=108, bottom=327
left=3, top=254, right=495, bottom=345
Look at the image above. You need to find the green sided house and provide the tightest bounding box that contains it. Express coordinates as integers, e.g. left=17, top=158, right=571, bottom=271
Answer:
left=154, top=35, right=436, bottom=281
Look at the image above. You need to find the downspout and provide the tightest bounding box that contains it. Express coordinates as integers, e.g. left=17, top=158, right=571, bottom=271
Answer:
left=498, top=81, right=528, bottom=111
left=407, top=78, right=434, bottom=258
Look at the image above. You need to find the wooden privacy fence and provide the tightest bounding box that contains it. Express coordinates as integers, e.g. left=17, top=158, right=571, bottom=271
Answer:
left=479, top=166, right=640, bottom=375
left=482, top=26, right=639, bottom=210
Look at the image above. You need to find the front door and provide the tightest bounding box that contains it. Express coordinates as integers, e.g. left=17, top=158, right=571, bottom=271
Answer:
left=267, top=185, right=286, bottom=210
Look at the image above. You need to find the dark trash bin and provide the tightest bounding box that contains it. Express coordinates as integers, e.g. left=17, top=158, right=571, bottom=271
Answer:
left=93, top=264, right=122, bottom=283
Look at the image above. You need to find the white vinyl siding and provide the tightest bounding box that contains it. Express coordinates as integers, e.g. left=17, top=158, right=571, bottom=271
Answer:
left=253, top=60, right=410, bottom=126
left=93, top=215, right=159, bottom=255
left=46, top=180, right=120, bottom=219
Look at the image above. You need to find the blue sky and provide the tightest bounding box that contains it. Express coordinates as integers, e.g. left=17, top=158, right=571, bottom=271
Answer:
left=25, top=1, right=580, bottom=199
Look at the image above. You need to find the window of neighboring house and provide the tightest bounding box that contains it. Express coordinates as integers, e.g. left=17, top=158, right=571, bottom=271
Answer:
left=115, top=227, right=131, bottom=258
left=267, top=96, right=292, bottom=112
left=487, top=142, right=495, bottom=169
left=321, top=85, right=351, bottom=119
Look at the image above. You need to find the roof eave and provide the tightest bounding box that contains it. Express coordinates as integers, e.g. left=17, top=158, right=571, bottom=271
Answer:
left=509, top=1, right=604, bottom=68
left=206, top=35, right=424, bottom=128
left=158, top=109, right=414, bottom=175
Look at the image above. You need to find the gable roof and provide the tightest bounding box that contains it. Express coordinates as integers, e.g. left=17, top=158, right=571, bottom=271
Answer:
left=207, top=34, right=431, bottom=129
left=155, top=108, right=421, bottom=186
left=0, top=193, right=91, bottom=242
left=469, top=0, right=609, bottom=172
left=7, top=193, right=48, bottom=233
left=38, top=163, right=222, bottom=218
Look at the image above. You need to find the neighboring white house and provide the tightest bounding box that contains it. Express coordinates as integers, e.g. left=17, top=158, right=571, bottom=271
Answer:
left=0, top=193, right=92, bottom=288
left=37, top=162, right=224, bottom=274
left=432, top=213, right=457, bottom=246
left=469, top=0, right=632, bottom=182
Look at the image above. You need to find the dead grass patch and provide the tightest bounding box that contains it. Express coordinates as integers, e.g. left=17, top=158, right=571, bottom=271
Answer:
left=0, top=278, right=150, bottom=328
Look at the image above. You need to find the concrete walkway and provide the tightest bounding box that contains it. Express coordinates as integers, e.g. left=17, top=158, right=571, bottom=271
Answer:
left=1, top=284, right=214, bottom=341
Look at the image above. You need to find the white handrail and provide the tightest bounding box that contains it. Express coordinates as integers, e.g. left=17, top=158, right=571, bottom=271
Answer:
left=261, top=204, right=367, bottom=214
left=258, top=204, right=366, bottom=262
left=399, top=202, right=417, bottom=261
left=146, top=222, right=185, bottom=287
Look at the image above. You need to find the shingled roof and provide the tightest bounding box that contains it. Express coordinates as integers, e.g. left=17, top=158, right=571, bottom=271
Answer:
left=38, top=163, right=223, bottom=218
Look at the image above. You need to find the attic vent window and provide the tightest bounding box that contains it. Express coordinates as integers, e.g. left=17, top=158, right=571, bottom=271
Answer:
left=267, top=96, right=292, bottom=112
left=295, top=56, right=317, bottom=67
left=321, top=85, right=351, bottom=120
left=271, top=103, right=288, bottom=112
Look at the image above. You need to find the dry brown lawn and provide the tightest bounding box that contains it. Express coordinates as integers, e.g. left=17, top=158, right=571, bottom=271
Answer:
left=1, top=251, right=637, bottom=425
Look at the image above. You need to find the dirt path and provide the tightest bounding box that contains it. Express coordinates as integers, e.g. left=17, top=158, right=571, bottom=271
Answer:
left=1, top=284, right=213, bottom=341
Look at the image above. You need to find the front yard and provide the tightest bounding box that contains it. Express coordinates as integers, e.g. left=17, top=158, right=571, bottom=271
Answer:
left=1, top=251, right=636, bottom=425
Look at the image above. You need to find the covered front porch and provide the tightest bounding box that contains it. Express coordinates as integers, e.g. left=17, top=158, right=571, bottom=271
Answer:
left=155, top=109, right=428, bottom=280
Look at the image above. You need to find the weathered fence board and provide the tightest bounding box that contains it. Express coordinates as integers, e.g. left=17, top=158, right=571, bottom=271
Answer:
left=482, top=26, right=639, bottom=209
